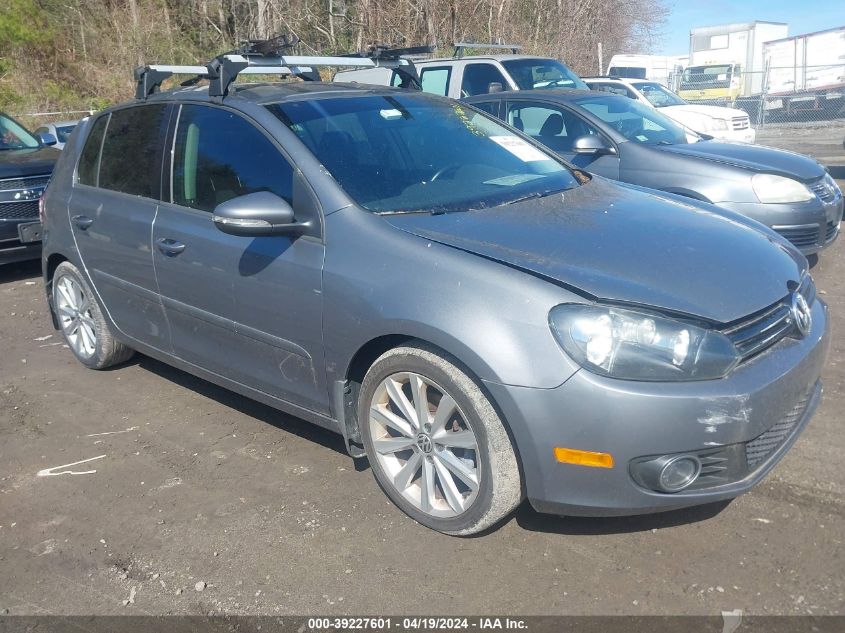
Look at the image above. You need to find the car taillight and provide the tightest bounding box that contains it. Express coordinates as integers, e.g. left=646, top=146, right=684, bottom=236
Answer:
left=39, top=192, right=46, bottom=223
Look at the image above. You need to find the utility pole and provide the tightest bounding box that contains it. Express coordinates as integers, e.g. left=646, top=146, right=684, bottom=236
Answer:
left=597, top=42, right=603, bottom=75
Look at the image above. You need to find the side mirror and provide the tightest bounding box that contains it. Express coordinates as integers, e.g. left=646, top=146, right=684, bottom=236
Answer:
left=487, top=81, right=504, bottom=93
left=212, top=191, right=310, bottom=237
left=572, top=135, right=615, bottom=155
left=38, top=132, right=58, bottom=146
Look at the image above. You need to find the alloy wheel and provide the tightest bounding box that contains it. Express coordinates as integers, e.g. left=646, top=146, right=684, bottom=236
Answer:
left=55, top=274, right=97, bottom=358
left=368, top=372, right=481, bottom=518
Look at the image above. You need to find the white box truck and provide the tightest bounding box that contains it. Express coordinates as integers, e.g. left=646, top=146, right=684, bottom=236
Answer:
left=678, top=21, right=788, bottom=102
left=764, top=26, right=845, bottom=113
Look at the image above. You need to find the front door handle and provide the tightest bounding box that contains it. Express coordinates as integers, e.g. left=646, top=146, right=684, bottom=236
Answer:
left=72, top=215, right=94, bottom=230
left=156, top=237, right=186, bottom=256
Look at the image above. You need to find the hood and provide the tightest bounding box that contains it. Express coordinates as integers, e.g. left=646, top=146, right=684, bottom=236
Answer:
left=654, top=141, right=825, bottom=181
left=661, top=103, right=748, bottom=120
left=0, top=146, right=60, bottom=179
left=384, top=178, right=805, bottom=324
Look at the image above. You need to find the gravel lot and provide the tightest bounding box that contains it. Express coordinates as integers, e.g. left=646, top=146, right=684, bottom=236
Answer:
left=0, top=167, right=843, bottom=618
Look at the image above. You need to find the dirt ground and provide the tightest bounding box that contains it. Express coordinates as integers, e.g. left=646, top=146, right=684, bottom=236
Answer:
left=1, top=159, right=844, bottom=617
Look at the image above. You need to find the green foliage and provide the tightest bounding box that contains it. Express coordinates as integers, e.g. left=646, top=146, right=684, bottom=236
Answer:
left=0, top=0, right=52, bottom=53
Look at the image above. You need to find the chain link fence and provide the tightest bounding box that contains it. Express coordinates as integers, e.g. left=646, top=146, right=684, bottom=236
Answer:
left=672, top=64, right=845, bottom=129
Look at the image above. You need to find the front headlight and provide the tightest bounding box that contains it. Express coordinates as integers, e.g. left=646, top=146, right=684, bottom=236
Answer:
left=549, top=304, right=740, bottom=381
left=752, top=173, right=814, bottom=203
left=710, top=118, right=729, bottom=131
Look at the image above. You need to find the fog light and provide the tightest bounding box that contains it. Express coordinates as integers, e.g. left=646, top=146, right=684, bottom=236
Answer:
left=630, top=454, right=702, bottom=493
left=659, top=456, right=701, bottom=491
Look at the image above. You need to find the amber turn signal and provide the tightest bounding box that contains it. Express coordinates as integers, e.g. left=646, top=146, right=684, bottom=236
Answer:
left=554, top=447, right=614, bottom=468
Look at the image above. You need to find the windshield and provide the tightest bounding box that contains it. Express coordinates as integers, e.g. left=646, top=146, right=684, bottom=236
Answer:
left=0, top=113, right=40, bottom=150
left=575, top=94, right=689, bottom=145
left=502, top=59, right=589, bottom=91
left=636, top=82, right=686, bottom=107
left=681, top=65, right=734, bottom=89
left=269, top=94, right=579, bottom=214
left=608, top=66, right=647, bottom=79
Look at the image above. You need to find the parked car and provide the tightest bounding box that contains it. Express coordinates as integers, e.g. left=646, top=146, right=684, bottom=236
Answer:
left=34, top=120, right=79, bottom=150
left=583, top=76, right=755, bottom=143
left=1, top=112, right=59, bottom=265
left=335, top=46, right=588, bottom=98
left=467, top=90, right=842, bottom=255
left=43, top=78, right=828, bottom=535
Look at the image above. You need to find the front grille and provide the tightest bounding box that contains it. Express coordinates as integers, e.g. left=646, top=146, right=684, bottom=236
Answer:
left=0, top=201, right=39, bottom=220
left=732, top=116, right=750, bottom=130
left=825, top=220, right=840, bottom=242
left=0, top=175, right=51, bottom=192
left=774, top=225, right=821, bottom=249
left=722, top=277, right=814, bottom=362
left=745, top=389, right=812, bottom=468
left=810, top=179, right=835, bottom=203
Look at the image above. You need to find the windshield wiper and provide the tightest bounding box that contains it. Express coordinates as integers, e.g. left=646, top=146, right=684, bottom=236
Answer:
left=495, top=187, right=567, bottom=208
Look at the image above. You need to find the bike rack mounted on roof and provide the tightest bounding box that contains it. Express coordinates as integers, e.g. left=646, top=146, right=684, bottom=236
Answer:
left=134, top=37, right=435, bottom=100
left=453, top=42, right=523, bottom=58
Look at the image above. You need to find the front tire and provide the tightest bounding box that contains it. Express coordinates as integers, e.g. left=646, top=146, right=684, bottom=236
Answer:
left=53, top=261, right=134, bottom=369
left=359, top=344, right=523, bottom=535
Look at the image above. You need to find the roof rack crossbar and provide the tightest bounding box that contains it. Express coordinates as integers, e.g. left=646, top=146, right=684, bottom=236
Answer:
left=135, top=40, right=434, bottom=99
left=453, top=42, right=523, bottom=57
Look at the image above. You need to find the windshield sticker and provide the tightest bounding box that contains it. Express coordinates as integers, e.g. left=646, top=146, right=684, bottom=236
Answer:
left=379, top=108, right=403, bottom=120
left=635, top=134, right=648, bottom=142
left=489, top=136, right=549, bottom=162
left=483, top=174, right=546, bottom=187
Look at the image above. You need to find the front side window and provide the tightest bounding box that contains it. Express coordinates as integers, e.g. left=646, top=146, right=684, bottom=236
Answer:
left=502, top=59, right=589, bottom=91
left=77, top=115, right=109, bottom=187
left=0, top=113, right=40, bottom=150
left=576, top=94, right=688, bottom=145
left=636, top=83, right=686, bottom=107
left=269, top=94, right=579, bottom=214
left=461, top=64, right=509, bottom=97
left=420, top=67, right=451, bottom=96
left=172, top=104, right=293, bottom=213
left=507, top=102, right=600, bottom=153
left=98, top=105, right=168, bottom=198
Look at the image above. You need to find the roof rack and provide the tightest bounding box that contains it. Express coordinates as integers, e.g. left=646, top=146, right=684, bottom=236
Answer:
left=134, top=38, right=435, bottom=100
left=453, top=42, right=523, bottom=58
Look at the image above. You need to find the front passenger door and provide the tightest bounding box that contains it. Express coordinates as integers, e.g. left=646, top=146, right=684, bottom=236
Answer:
left=153, top=104, right=328, bottom=414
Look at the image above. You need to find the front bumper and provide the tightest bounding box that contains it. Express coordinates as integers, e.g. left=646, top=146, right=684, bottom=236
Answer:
left=717, top=194, right=843, bottom=255
left=0, top=219, right=42, bottom=265
left=484, top=298, right=829, bottom=516
left=712, top=127, right=756, bottom=143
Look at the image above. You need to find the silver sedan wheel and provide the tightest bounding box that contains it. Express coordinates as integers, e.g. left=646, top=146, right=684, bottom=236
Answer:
left=55, top=274, right=97, bottom=359
left=368, top=372, right=481, bottom=518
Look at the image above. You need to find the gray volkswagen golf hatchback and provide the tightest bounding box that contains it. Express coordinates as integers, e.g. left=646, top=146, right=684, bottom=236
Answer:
left=42, top=70, right=829, bottom=534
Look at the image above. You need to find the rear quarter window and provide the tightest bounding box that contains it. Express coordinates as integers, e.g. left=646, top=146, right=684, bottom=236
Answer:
left=77, top=115, right=109, bottom=187
left=98, top=104, right=169, bottom=198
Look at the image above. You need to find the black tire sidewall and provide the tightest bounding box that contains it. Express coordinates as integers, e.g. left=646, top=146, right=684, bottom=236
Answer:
left=359, top=349, right=496, bottom=534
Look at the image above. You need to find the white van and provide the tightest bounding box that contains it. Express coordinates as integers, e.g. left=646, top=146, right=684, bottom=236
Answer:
left=606, top=54, right=686, bottom=88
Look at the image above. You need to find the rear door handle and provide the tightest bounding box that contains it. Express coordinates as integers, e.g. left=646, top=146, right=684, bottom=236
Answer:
left=72, top=215, right=94, bottom=230
left=156, top=237, right=186, bottom=256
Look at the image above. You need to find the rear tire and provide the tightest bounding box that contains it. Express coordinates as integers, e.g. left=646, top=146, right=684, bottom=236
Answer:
left=53, top=261, right=134, bottom=369
left=359, top=343, right=523, bottom=535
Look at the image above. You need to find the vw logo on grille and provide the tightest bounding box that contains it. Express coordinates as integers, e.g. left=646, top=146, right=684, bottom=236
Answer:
left=791, top=292, right=812, bottom=338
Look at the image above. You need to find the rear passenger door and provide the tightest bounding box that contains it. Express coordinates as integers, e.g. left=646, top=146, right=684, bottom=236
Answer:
left=69, top=105, right=171, bottom=351
left=153, top=104, right=328, bottom=414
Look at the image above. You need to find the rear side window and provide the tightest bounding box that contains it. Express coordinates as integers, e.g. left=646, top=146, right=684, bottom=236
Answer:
left=98, top=105, right=168, bottom=198
left=420, top=67, right=451, bottom=96
left=461, top=64, right=508, bottom=97
left=172, top=104, right=294, bottom=212
left=77, top=115, right=109, bottom=187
